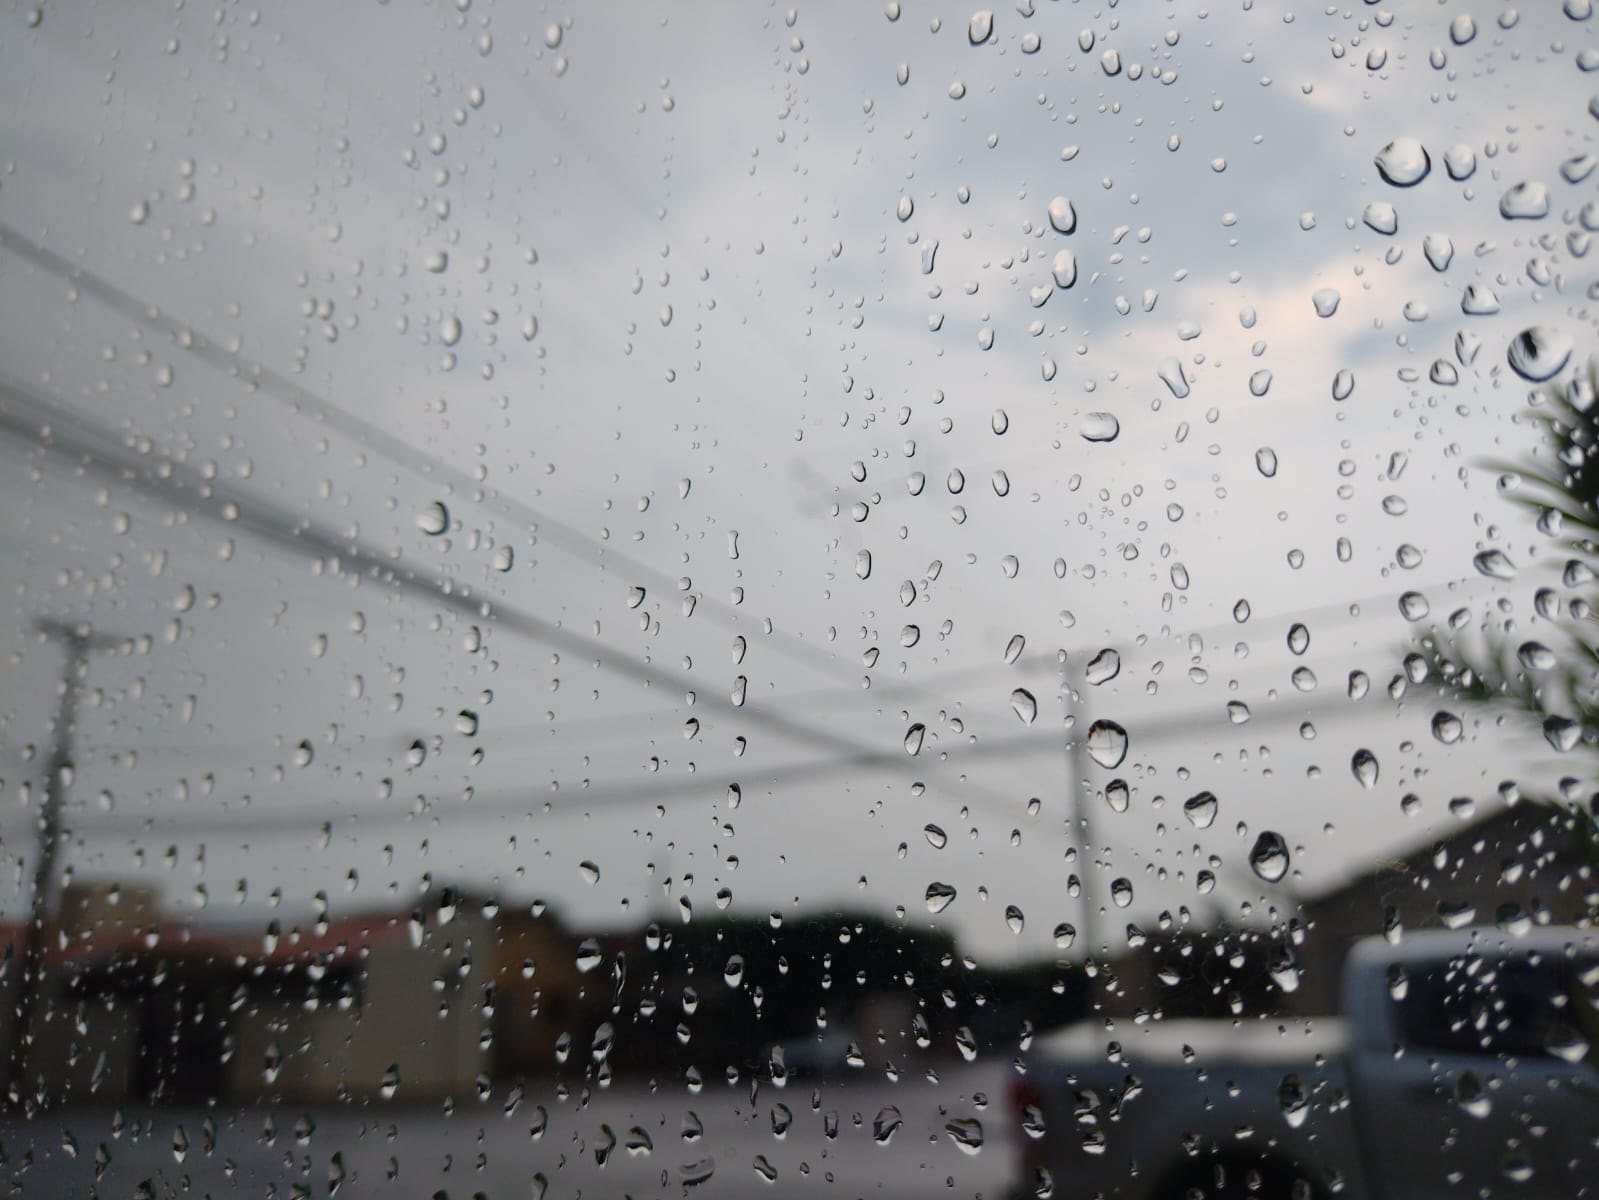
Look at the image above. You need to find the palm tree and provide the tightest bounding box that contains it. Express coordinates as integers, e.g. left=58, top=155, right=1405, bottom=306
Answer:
left=1408, top=357, right=1599, bottom=925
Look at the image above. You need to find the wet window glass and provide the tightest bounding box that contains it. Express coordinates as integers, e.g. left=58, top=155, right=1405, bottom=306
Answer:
left=2, top=3, right=1599, bottom=1198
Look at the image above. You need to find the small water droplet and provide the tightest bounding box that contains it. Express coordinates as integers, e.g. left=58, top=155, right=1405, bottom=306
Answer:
left=1362, top=202, right=1398, bottom=235
left=1084, top=648, right=1121, bottom=684
left=417, top=501, right=449, bottom=535
left=945, top=1117, right=985, bottom=1154
left=1499, top=181, right=1550, bottom=220
left=1081, top=413, right=1120, bottom=442
left=1249, top=831, right=1290, bottom=883
left=1351, top=749, right=1379, bottom=788
left=1047, top=196, right=1077, bottom=234
left=1085, top=720, right=1129, bottom=768
left=1183, top=791, right=1218, bottom=828
left=1507, top=327, right=1574, bottom=382
left=1010, top=688, right=1038, bottom=724
left=1374, top=138, right=1431, bottom=187
left=1278, top=1075, right=1310, bottom=1127
left=873, top=1106, right=903, bottom=1143
left=925, top=882, right=957, bottom=913
left=1517, top=642, right=1556, bottom=671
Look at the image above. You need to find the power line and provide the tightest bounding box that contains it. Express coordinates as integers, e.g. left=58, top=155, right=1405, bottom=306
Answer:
left=0, top=373, right=1033, bottom=816
left=0, top=222, right=854, bottom=687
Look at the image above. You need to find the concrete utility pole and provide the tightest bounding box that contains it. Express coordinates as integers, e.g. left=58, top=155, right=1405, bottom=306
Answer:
left=1061, top=659, right=1099, bottom=962
left=6, top=618, right=118, bottom=1097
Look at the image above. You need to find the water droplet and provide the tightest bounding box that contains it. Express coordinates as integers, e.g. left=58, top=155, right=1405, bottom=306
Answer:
left=1500, top=181, right=1550, bottom=220
left=925, top=882, right=957, bottom=913
left=1249, top=831, right=1290, bottom=883
left=1005, top=906, right=1024, bottom=935
left=1518, top=642, right=1556, bottom=671
left=1004, top=634, right=1026, bottom=664
left=945, top=1117, right=985, bottom=1154
left=1100, top=48, right=1122, bottom=76
left=578, top=860, right=601, bottom=884
left=1333, top=368, right=1356, bottom=401
left=1183, top=791, right=1218, bottom=828
left=1450, top=14, right=1477, bottom=43
left=1084, top=648, right=1121, bottom=684
left=855, top=550, right=872, bottom=580
left=1051, top=249, right=1078, bottom=288
left=1110, top=877, right=1134, bottom=907
left=1507, top=327, right=1574, bottom=382
left=1278, top=1075, right=1309, bottom=1127
left=1047, top=196, right=1077, bottom=234
left=1086, top=720, right=1129, bottom=768
left=417, top=501, right=449, bottom=535
left=1473, top=549, right=1516, bottom=579
left=1374, top=138, right=1431, bottom=187
left=896, top=195, right=914, bottom=222
left=1158, top=358, right=1190, bottom=398
left=924, top=824, right=948, bottom=849
left=1311, top=289, right=1341, bottom=318
left=1054, top=923, right=1077, bottom=949
left=1543, top=715, right=1582, bottom=752
left=575, top=938, right=604, bottom=972
left=1362, top=202, right=1398, bottom=235
left=1432, top=712, right=1463, bottom=744
left=905, top=723, right=926, bottom=755
left=873, top=1106, right=903, bottom=1143
left=1256, top=447, right=1279, bottom=477
left=1461, top=283, right=1500, bottom=315
left=1081, top=413, right=1120, bottom=442
left=1351, top=749, right=1379, bottom=788
left=1443, top=142, right=1477, bottom=179
left=1455, top=1071, right=1491, bottom=1118
left=1010, top=688, right=1038, bottom=725
left=968, top=10, right=993, bottom=44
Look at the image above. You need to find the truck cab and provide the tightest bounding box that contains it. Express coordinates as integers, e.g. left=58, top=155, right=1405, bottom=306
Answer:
left=1011, top=926, right=1598, bottom=1200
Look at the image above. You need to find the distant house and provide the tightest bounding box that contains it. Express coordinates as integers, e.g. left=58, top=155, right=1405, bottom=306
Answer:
left=3, top=887, right=1087, bottom=1107
left=1090, top=801, right=1595, bottom=1021
left=1291, top=800, right=1596, bottom=1012
left=4, top=883, right=504, bottom=1107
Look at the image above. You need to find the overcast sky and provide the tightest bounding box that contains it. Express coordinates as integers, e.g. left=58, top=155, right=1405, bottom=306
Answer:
left=2, top=0, right=1597, bottom=963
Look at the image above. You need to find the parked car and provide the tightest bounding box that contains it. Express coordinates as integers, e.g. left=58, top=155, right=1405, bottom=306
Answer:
left=1007, top=926, right=1599, bottom=1199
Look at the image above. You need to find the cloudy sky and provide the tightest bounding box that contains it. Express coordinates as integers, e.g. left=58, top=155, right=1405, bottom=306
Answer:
left=2, top=0, right=1596, bottom=963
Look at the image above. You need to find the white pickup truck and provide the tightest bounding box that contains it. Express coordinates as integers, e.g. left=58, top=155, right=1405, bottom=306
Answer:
left=1007, top=927, right=1599, bottom=1200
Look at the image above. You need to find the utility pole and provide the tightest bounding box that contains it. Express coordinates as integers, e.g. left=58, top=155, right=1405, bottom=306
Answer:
left=1061, top=658, right=1099, bottom=962
left=6, top=618, right=118, bottom=1099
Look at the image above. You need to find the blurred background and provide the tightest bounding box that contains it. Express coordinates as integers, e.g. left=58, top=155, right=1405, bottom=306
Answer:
left=1, top=1, right=1597, bottom=1196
